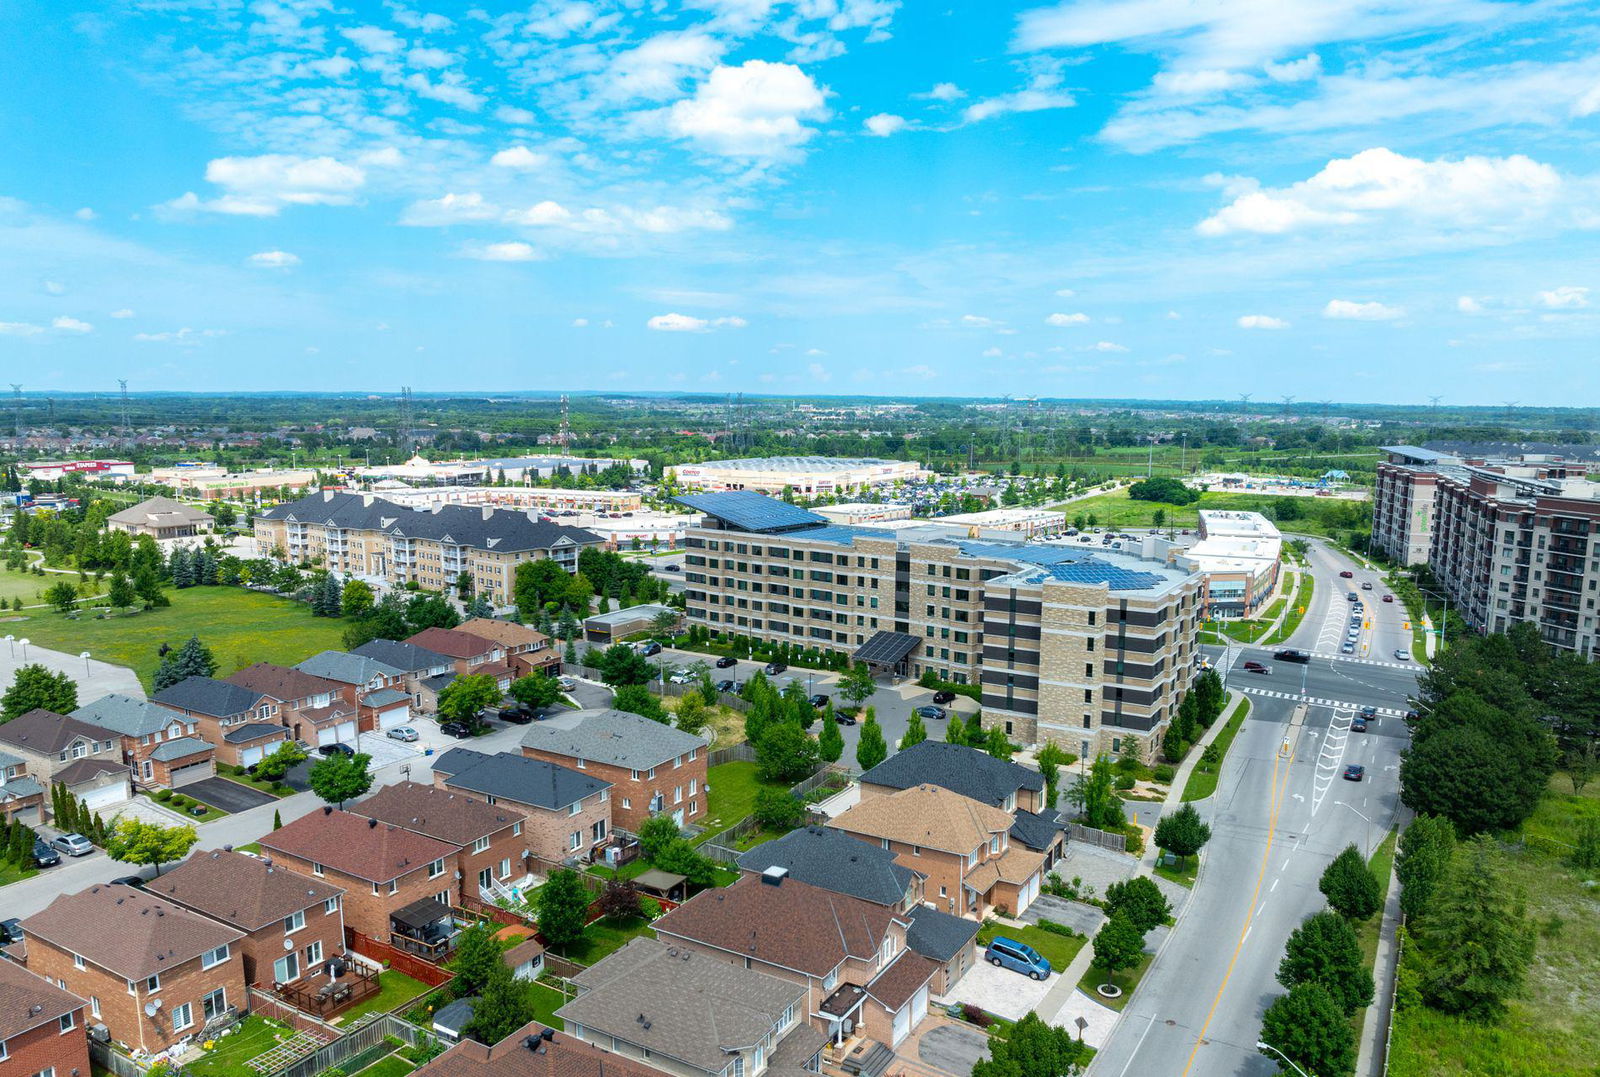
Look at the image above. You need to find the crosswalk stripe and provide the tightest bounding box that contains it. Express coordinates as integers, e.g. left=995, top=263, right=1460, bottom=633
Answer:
left=1234, top=684, right=1406, bottom=717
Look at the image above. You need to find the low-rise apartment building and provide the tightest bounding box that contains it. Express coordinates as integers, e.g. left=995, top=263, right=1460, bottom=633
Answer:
left=0, top=951, right=90, bottom=1077
left=72, top=695, right=214, bottom=790
left=520, top=709, right=706, bottom=831
left=356, top=781, right=532, bottom=902
left=1178, top=510, right=1283, bottom=619
left=255, top=490, right=604, bottom=604
left=431, top=749, right=613, bottom=865
left=674, top=491, right=1202, bottom=760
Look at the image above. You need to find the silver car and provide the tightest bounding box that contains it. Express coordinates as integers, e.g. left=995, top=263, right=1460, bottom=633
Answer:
left=51, top=833, right=93, bottom=857
left=386, top=726, right=419, bottom=742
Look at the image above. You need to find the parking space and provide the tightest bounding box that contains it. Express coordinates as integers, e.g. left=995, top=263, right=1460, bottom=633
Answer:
left=354, top=731, right=428, bottom=771
left=943, top=955, right=1057, bottom=1021
left=913, top=1019, right=991, bottom=1075
left=183, top=777, right=276, bottom=814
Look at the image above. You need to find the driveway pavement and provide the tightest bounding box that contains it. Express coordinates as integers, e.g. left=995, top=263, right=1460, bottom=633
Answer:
left=945, top=958, right=1057, bottom=1021
left=183, top=777, right=276, bottom=814
left=916, top=1022, right=991, bottom=1075
left=1021, top=894, right=1104, bottom=938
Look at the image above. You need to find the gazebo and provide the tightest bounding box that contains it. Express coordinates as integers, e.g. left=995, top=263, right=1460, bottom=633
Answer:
left=631, top=867, right=689, bottom=904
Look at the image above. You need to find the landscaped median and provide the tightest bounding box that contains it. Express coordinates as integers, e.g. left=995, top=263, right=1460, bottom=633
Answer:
left=1076, top=950, right=1154, bottom=1013
left=1263, top=573, right=1314, bottom=646
left=1182, top=697, right=1251, bottom=802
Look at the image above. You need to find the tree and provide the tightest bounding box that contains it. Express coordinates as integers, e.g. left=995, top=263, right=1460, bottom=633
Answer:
left=1103, top=877, right=1170, bottom=935
left=1153, top=803, right=1211, bottom=867
left=945, top=712, right=968, bottom=745
left=307, top=751, right=373, bottom=808
left=593, top=643, right=653, bottom=687
left=341, top=578, right=375, bottom=618
left=837, top=662, right=877, bottom=710
left=597, top=878, right=642, bottom=921
left=44, top=579, right=79, bottom=613
left=465, top=959, right=533, bottom=1045
left=105, top=818, right=198, bottom=876
left=509, top=673, right=562, bottom=712
left=817, top=713, right=844, bottom=763
left=756, top=722, right=820, bottom=783
left=637, top=816, right=681, bottom=862
left=899, top=708, right=927, bottom=750
left=1396, top=815, right=1456, bottom=923
left=1276, top=910, right=1373, bottom=1014
left=1258, top=983, right=1356, bottom=1077
left=1319, top=844, right=1381, bottom=920
left=437, top=673, right=500, bottom=728
left=405, top=593, right=459, bottom=633
left=673, top=692, right=709, bottom=735
left=1420, top=835, right=1536, bottom=1020
left=1399, top=688, right=1556, bottom=834
left=856, top=710, right=888, bottom=771
left=2, top=664, right=78, bottom=721
left=1566, top=742, right=1597, bottom=795
left=535, top=868, right=592, bottom=951
left=971, top=1011, right=1091, bottom=1077
left=1127, top=477, right=1199, bottom=506
left=449, top=921, right=507, bottom=999
left=1192, top=669, right=1225, bottom=727
left=513, top=558, right=573, bottom=618
left=652, top=837, right=717, bottom=887
left=1161, top=724, right=1188, bottom=764
left=1071, top=755, right=1123, bottom=831
left=107, top=571, right=135, bottom=609
left=753, top=787, right=806, bottom=830
left=612, top=683, right=667, bottom=723
left=153, top=635, right=217, bottom=692
left=1037, top=742, right=1069, bottom=811
left=985, top=725, right=1015, bottom=760
left=1090, top=911, right=1144, bottom=987
left=253, top=741, right=308, bottom=782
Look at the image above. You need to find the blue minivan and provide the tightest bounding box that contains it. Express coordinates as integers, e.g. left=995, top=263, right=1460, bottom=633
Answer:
left=985, top=937, right=1051, bottom=980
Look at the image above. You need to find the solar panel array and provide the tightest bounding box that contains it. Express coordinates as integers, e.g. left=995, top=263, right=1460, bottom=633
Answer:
left=792, top=523, right=898, bottom=546
left=672, top=492, right=826, bottom=532
left=854, top=630, right=921, bottom=664
left=958, top=541, right=1084, bottom=566
left=1044, top=560, right=1169, bottom=591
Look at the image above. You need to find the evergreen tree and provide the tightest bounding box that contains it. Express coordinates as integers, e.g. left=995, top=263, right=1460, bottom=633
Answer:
left=817, top=712, right=844, bottom=763
left=1421, top=835, right=1536, bottom=1020
left=107, top=571, right=135, bottom=609
left=899, top=708, right=927, bottom=750
left=1396, top=815, right=1456, bottom=923
left=856, top=710, right=888, bottom=771
left=945, top=713, right=967, bottom=745
left=153, top=635, right=218, bottom=691
left=170, top=548, right=194, bottom=588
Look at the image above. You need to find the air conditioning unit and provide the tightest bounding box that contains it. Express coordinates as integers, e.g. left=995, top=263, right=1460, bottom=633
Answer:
left=89, top=1024, right=110, bottom=1043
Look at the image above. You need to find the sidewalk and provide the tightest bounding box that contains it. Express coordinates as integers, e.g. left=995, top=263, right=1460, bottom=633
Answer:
left=1356, top=854, right=1405, bottom=1076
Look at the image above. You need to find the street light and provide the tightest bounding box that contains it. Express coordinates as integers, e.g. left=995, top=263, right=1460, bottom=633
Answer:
left=1335, top=800, right=1375, bottom=857
left=1256, top=1041, right=1316, bottom=1077
left=17, top=637, right=28, bottom=662
left=80, top=650, right=91, bottom=677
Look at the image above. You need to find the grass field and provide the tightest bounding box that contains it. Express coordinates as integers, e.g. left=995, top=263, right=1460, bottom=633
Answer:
left=0, top=585, right=351, bottom=689
left=528, top=980, right=570, bottom=1027
left=1077, top=950, right=1155, bottom=1013
left=1050, top=488, right=1370, bottom=538
left=0, top=862, right=39, bottom=887
left=695, top=761, right=789, bottom=843
left=1264, top=573, right=1315, bottom=646
left=551, top=915, right=655, bottom=965
left=334, top=970, right=431, bottom=1024
left=0, top=567, right=106, bottom=608
left=186, top=1016, right=296, bottom=1077
left=1182, top=697, right=1250, bottom=802
left=1389, top=775, right=1600, bottom=1076
left=353, top=1057, right=414, bottom=1077
left=1154, top=853, right=1199, bottom=889
left=977, top=920, right=1086, bottom=970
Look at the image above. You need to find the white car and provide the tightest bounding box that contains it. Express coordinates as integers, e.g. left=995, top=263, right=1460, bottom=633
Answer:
left=557, top=676, right=576, bottom=691
left=667, top=670, right=696, bottom=685
left=386, top=726, right=419, bottom=742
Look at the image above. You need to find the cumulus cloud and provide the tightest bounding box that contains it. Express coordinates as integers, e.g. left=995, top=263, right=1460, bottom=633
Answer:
left=1088, top=340, right=1128, bottom=352
left=918, top=82, right=965, bottom=101
left=660, top=60, right=828, bottom=160
left=162, top=154, right=365, bottom=216
left=1150, top=68, right=1254, bottom=96
left=52, top=316, right=93, bottom=333
left=399, top=192, right=501, bottom=226
left=572, top=318, right=589, bottom=327
left=1237, top=314, right=1289, bottom=329
left=864, top=113, right=906, bottom=136
left=1045, top=312, right=1090, bottom=326
left=463, top=241, right=542, bottom=261
left=1457, top=296, right=1484, bottom=313
left=1323, top=299, right=1403, bottom=320
left=496, top=105, right=537, bottom=125
left=110, top=309, right=134, bottom=318
left=490, top=146, right=547, bottom=170
left=982, top=346, right=1003, bottom=357
left=961, top=314, right=1003, bottom=328
left=342, top=25, right=404, bottom=53
left=404, top=71, right=485, bottom=111
left=1265, top=53, right=1321, bottom=82
left=74, top=207, right=96, bottom=221
left=1539, top=286, right=1590, bottom=309
left=646, top=312, right=748, bottom=331
left=1197, top=148, right=1563, bottom=237
left=604, top=30, right=725, bottom=103
left=247, top=249, right=301, bottom=269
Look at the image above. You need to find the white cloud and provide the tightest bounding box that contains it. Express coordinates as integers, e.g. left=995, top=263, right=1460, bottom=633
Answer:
left=1237, top=314, right=1290, bottom=329
left=341, top=25, right=404, bottom=54
left=1323, top=299, right=1403, bottom=320
left=604, top=31, right=726, bottom=103
left=1456, top=296, right=1484, bottom=313
left=400, top=192, right=500, bottom=226
left=505, top=200, right=573, bottom=227
left=463, top=241, right=542, bottom=261
left=1197, top=148, right=1563, bottom=237
left=961, top=314, right=1003, bottom=328
left=572, top=318, right=589, bottom=327
left=1264, top=53, right=1321, bottom=82
left=1088, top=340, right=1127, bottom=352
left=1166, top=310, right=1182, bottom=320
left=74, top=207, right=96, bottom=221
left=962, top=80, right=1074, bottom=123
left=1538, top=286, right=1590, bottom=309
left=864, top=113, right=906, bottom=137
left=490, top=146, right=547, bottom=170
left=1045, top=312, right=1090, bottom=326
left=805, top=348, right=825, bottom=356
left=496, top=105, right=537, bottom=125
left=0, top=322, right=43, bottom=336
left=982, top=346, right=1003, bottom=357
left=808, top=361, right=832, bottom=382
left=134, top=327, right=227, bottom=344
left=357, top=147, right=403, bottom=168
left=162, top=154, right=365, bottom=216
left=1150, top=69, right=1254, bottom=97
left=407, top=46, right=456, bottom=68
left=918, top=82, right=965, bottom=101
left=110, top=309, right=134, bottom=319
left=42, top=281, right=65, bottom=295
left=404, top=72, right=485, bottom=111
left=247, top=249, right=301, bottom=269
left=1054, top=288, right=1075, bottom=297
left=51, top=316, right=92, bottom=333
left=646, top=312, right=748, bottom=331
left=660, top=60, right=828, bottom=160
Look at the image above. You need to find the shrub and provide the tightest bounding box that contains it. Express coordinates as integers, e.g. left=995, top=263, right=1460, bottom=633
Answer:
left=155, top=789, right=173, bottom=802
left=639, top=897, right=663, bottom=920
left=1035, top=919, right=1077, bottom=938
left=1152, top=764, right=1176, bottom=783
left=961, top=1004, right=994, bottom=1028
left=1114, top=772, right=1136, bottom=790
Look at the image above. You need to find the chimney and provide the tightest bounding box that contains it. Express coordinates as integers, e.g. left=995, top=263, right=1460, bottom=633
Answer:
left=323, top=805, right=333, bottom=815
left=761, top=865, right=788, bottom=886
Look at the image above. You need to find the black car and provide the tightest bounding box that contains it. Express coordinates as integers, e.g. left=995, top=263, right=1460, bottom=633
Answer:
left=639, top=642, right=662, bottom=657
left=1358, top=706, right=1378, bottom=719
left=664, top=563, right=681, bottom=572
left=498, top=706, right=533, bottom=725
left=714, top=679, right=737, bottom=694
left=915, top=705, right=947, bottom=720
left=1351, top=717, right=1368, bottom=733
left=1273, top=650, right=1310, bottom=663
left=317, top=742, right=355, bottom=757
left=808, top=693, right=831, bottom=708
left=0, top=917, right=21, bottom=944
left=439, top=720, right=474, bottom=737
left=1343, top=764, right=1365, bottom=782
left=715, top=656, right=738, bottom=669
left=32, top=839, right=59, bottom=868
left=834, top=710, right=857, bottom=725
left=764, top=661, right=787, bottom=675
left=931, top=690, right=956, bottom=705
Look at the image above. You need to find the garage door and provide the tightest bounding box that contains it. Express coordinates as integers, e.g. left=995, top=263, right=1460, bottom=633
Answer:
left=891, top=1001, right=912, bottom=1046
left=318, top=721, right=358, bottom=746
left=240, top=744, right=269, bottom=767
left=12, top=804, right=40, bottom=825
left=911, top=985, right=928, bottom=1025
left=378, top=705, right=411, bottom=730
left=170, top=759, right=215, bottom=789
left=80, top=782, right=129, bottom=812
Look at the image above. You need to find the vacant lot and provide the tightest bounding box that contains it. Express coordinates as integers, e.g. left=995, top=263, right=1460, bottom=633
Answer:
left=1050, top=488, right=1368, bottom=538
left=0, top=585, right=349, bottom=688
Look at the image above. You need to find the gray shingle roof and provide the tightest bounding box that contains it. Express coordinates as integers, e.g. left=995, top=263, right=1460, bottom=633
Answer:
left=0, top=775, right=45, bottom=801
left=735, top=826, right=915, bottom=907
left=296, top=650, right=405, bottom=685
left=0, top=709, right=115, bottom=754
left=0, top=749, right=22, bottom=768
left=352, top=639, right=452, bottom=673
left=1009, top=808, right=1065, bottom=853
left=152, top=676, right=267, bottom=718
left=259, top=490, right=605, bottom=554
left=859, top=741, right=1043, bottom=806
left=223, top=722, right=286, bottom=744
left=74, top=694, right=198, bottom=738
left=905, top=905, right=981, bottom=962
left=149, top=737, right=213, bottom=762
left=434, top=748, right=610, bottom=811
left=520, top=709, right=706, bottom=770
left=362, top=688, right=411, bottom=708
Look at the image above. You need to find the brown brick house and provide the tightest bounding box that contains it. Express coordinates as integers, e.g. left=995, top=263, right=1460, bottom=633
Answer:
left=150, top=677, right=289, bottom=768
left=355, top=781, right=532, bottom=902
left=0, top=748, right=47, bottom=825
left=224, top=663, right=356, bottom=746
left=520, top=709, right=706, bottom=832
left=456, top=618, right=561, bottom=676
left=295, top=651, right=413, bottom=734
left=72, top=694, right=215, bottom=791
left=431, top=749, right=613, bottom=865
left=259, top=808, right=461, bottom=957
left=405, top=628, right=517, bottom=691
left=147, top=850, right=346, bottom=988
left=21, top=884, right=246, bottom=1054
left=0, top=951, right=90, bottom=1077
left=0, top=709, right=131, bottom=815
left=829, top=783, right=1045, bottom=919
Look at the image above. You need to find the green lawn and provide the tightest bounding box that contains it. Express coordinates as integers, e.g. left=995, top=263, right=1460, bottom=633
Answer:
left=185, top=1015, right=298, bottom=1077
left=235, top=841, right=262, bottom=854
left=1263, top=574, right=1315, bottom=646
left=1077, top=950, right=1155, bottom=1013
left=1350, top=828, right=1399, bottom=1045
left=695, top=761, right=789, bottom=844
left=333, top=970, right=432, bottom=1024
left=142, top=791, right=225, bottom=822
left=353, top=1057, right=414, bottom=1077
left=528, top=980, right=570, bottom=1027
left=977, top=920, right=1086, bottom=971
left=1182, top=697, right=1250, bottom=802
left=1, top=585, right=352, bottom=689
left=214, top=772, right=294, bottom=797
left=1154, top=854, right=1199, bottom=889
left=0, top=862, right=39, bottom=887
left=1051, top=488, right=1370, bottom=538
left=550, top=915, right=656, bottom=966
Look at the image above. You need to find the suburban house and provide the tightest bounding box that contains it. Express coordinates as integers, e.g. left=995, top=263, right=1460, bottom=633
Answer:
left=901, top=907, right=982, bottom=997
left=857, top=742, right=1067, bottom=872
left=404, top=628, right=516, bottom=690
left=350, top=640, right=455, bottom=709
left=414, top=1020, right=665, bottom=1077
left=0, top=709, right=132, bottom=814
left=150, top=677, right=289, bottom=768
left=431, top=748, right=613, bottom=866
left=651, top=872, right=935, bottom=1050
left=456, top=618, right=561, bottom=677
left=295, top=650, right=413, bottom=734
left=0, top=748, right=47, bottom=824
left=106, top=496, right=214, bottom=539
left=0, top=950, right=90, bottom=1077
left=556, top=937, right=826, bottom=1077
left=355, top=781, right=531, bottom=904
left=224, top=663, right=357, bottom=747
left=520, top=709, right=706, bottom=831
left=73, top=694, right=215, bottom=790
left=148, top=849, right=346, bottom=989
left=829, top=783, right=1045, bottom=919
left=21, top=884, right=246, bottom=1055
left=259, top=807, right=461, bottom=959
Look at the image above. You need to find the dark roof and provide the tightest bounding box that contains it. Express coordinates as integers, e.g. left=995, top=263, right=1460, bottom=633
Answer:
left=434, top=749, right=610, bottom=811
left=149, top=849, right=344, bottom=930
left=407, top=627, right=497, bottom=660
left=259, top=490, right=604, bottom=554
left=859, top=741, right=1043, bottom=807
left=152, top=676, right=267, bottom=718
left=0, top=949, right=85, bottom=1040
left=149, top=737, right=213, bottom=762
left=415, top=1021, right=665, bottom=1077
left=395, top=896, right=454, bottom=931
left=296, top=650, right=405, bottom=685
left=54, top=758, right=127, bottom=786
left=353, top=639, right=453, bottom=673
left=520, top=708, right=705, bottom=770
left=357, top=781, right=525, bottom=846
left=363, top=688, right=412, bottom=708
left=863, top=951, right=939, bottom=1010
left=433, top=997, right=477, bottom=1034
left=1009, top=808, right=1065, bottom=853
left=671, top=491, right=825, bottom=532
left=0, top=709, right=114, bottom=754
left=223, top=722, right=288, bottom=744
left=736, top=826, right=914, bottom=907
left=73, top=694, right=197, bottom=738
left=226, top=662, right=345, bottom=703
left=22, top=883, right=242, bottom=980
left=905, top=905, right=981, bottom=962
left=261, top=808, right=459, bottom=883
left=854, top=630, right=920, bottom=665
left=422, top=672, right=459, bottom=692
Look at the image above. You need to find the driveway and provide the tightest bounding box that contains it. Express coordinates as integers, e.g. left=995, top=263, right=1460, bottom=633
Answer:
left=1022, top=894, right=1104, bottom=938
left=916, top=1021, right=991, bottom=1075
left=183, top=777, right=276, bottom=814
left=945, top=956, right=1057, bottom=1021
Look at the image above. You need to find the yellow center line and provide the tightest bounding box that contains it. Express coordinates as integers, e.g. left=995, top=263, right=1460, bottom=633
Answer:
left=1179, top=738, right=1297, bottom=1076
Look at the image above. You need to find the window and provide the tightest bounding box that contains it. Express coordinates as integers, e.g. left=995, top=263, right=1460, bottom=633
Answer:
left=201, top=944, right=230, bottom=970
left=145, top=974, right=161, bottom=993
left=171, top=1003, right=194, bottom=1032
left=622, top=798, right=631, bottom=810
left=647, top=766, right=657, bottom=779
left=592, top=819, right=607, bottom=843
left=575, top=758, right=586, bottom=769
left=273, top=953, right=300, bottom=984
left=689, top=778, right=698, bottom=795
left=304, top=941, right=323, bottom=967
left=323, top=896, right=340, bottom=915
left=472, top=836, right=490, bottom=854
left=630, top=768, right=641, bottom=781
left=939, top=886, right=947, bottom=898
left=72, top=953, right=84, bottom=970
left=311, top=862, right=324, bottom=877
left=512, top=821, right=522, bottom=837
left=674, top=754, right=683, bottom=769
left=687, top=747, right=697, bottom=762
left=202, top=988, right=228, bottom=1022
left=674, top=785, right=683, bottom=804
left=498, top=857, right=511, bottom=879
left=569, top=831, right=582, bottom=851
left=59, top=1012, right=75, bottom=1033
left=823, top=969, right=838, bottom=991
left=284, top=910, right=305, bottom=934
left=568, top=802, right=581, bottom=816
left=389, top=879, right=399, bottom=896
left=427, top=858, right=446, bottom=879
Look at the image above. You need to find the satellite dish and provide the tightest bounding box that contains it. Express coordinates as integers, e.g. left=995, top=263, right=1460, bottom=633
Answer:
left=144, top=1000, right=162, bottom=1017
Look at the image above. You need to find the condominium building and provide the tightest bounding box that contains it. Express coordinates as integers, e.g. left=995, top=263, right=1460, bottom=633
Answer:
left=669, top=456, right=930, bottom=495
left=255, top=490, right=604, bottom=604
left=1371, top=446, right=1463, bottom=566
left=675, top=492, right=1202, bottom=760
left=368, top=485, right=643, bottom=514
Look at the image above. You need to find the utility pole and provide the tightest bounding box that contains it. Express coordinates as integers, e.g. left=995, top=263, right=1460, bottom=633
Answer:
left=9, top=384, right=20, bottom=440
left=1180, top=432, right=1187, bottom=472
left=398, top=386, right=414, bottom=455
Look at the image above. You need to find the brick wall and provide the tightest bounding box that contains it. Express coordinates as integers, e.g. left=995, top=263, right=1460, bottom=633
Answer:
left=237, top=899, right=346, bottom=987
left=262, top=854, right=452, bottom=946
left=1, top=1009, right=91, bottom=1077
left=452, top=821, right=530, bottom=898
left=520, top=749, right=704, bottom=833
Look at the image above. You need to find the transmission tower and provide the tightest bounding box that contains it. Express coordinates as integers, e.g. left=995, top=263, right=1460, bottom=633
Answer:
left=1238, top=392, right=1252, bottom=411
left=1280, top=394, right=1296, bottom=412
left=119, top=378, right=132, bottom=447
left=9, top=385, right=20, bottom=440
left=1502, top=400, right=1519, bottom=426
left=45, top=397, right=54, bottom=426
left=398, top=386, right=414, bottom=455
left=558, top=394, right=572, bottom=449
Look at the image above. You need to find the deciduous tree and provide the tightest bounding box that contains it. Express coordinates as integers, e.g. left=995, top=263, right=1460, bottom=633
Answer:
left=1103, top=877, right=1170, bottom=935
left=855, top=710, right=888, bottom=771
left=899, top=709, right=927, bottom=750
left=971, top=1011, right=1091, bottom=1077
left=1090, top=911, right=1144, bottom=986
left=535, top=869, right=592, bottom=951
left=817, top=713, right=844, bottom=763
left=2, top=664, right=78, bottom=721
left=437, top=673, right=500, bottom=727
left=1396, top=815, right=1455, bottom=923
left=756, top=722, right=819, bottom=784
left=509, top=673, right=562, bottom=712
left=106, top=818, right=198, bottom=876
left=307, top=751, right=373, bottom=808
left=1276, top=910, right=1373, bottom=1014
left=1258, top=983, right=1355, bottom=1077
left=1153, top=803, right=1210, bottom=867
left=1319, top=844, right=1381, bottom=921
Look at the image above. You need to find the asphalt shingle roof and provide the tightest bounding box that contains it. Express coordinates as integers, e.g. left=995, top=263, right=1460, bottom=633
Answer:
left=356, top=781, right=525, bottom=846
left=1009, top=808, right=1065, bottom=853
left=226, top=662, right=345, bottom=703
left=223, top=722, right=288, bottom=744
left=260, top=490, right=604, bottom=554
left=149, top=849, right=344, bottom=931
left=0, top=949, right=85, bottom=1041
left=261, top=808, right=459, bottom=884
left=735, top=826, right=915, bottom=907
left=149, top=737, right=213, bottom=762
left=406, top=627, right=497, bottom=660
left=858, top=741, right=1042, bottom=806
left=520, top=709, right=705, bottom=771
left=415, top=1020, right=666, bottom=1077
left=22, top=883, right=242, bottom=980
left=433, top=748, right=610, bottom=811
left=830, top=783, right=1013, bottom=854
left=0, top=709, right=115, bottom=754
left=296, top=650, right=405, bottom=685
left=904, top=905, right=981, bottom=962
left=73, top=694, right=198, bottom=738
left=152, top=676, right=267, bottom=718
left=352, top=639, right=453, bottom=673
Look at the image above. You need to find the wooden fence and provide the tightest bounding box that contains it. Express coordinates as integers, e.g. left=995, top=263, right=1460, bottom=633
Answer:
left=247, top=988, right=347, bottom=1036
left=89, top=1041, right=147, bottom=1077
left=708, top=742, right=759, bottom=766
left=344, top=929, right=456, bottom=986
left=263, top=1014, right=438, bottom=1077
left=1068, top=823, right=1129, bottom=853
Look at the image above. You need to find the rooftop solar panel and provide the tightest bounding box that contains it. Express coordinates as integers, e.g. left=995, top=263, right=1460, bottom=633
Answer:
left=1044, top=560, right=1168, bottom=590
left=854, top=630, right=921, bottom=664
left=791, top=524, right=897, bottom=545
left=672, top=492, right=826, bottom=532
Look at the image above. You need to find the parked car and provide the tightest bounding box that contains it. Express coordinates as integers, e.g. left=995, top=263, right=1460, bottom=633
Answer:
left=1343, top=764, right=1365, bottom=782
left=764, top=661, right=787, bottom=675
left=639, top=642, right=662, bottom=657
left=663, top=563, right=681, bottom=572
left=931, top=689, right=956, bottom=705
left=498, top=706, right=533, bottom=725
left=808, top=693, right=831, bottom=708
left=715, top=656, right=738, bottom=669
left=386, top=726, right=420, bottom=742
left=0, top=917, right=22, bottom=944
left=317, top=742, right=355, bottom=757
left=1339, top=570, right=1354, bottom=578
left=1340, top=641, right=1356, bottom=654
left=1273, top=649, right=1310, bottom=663
left=1382, top=594, right=1395, bottom=603
left=1361, top=581, right=1374, bottom=590
left=714, top=679, right=737, bottom=694
left=439, top=720, right=474, bottom=737
left=51, top=833, right=93, bottom=858
left=985, top=937, right=1051, bottom=980
left=834, top=710, right=857, bottom=725
left=1404, top=709, right=1420, bottom=722
left=915, top=705, right=947, bottom=721
left=31, top=839, right=59, bottom=868
left=668, top=669, right=696, bottom=685
left=1351, top=717, right=1368, bottom=733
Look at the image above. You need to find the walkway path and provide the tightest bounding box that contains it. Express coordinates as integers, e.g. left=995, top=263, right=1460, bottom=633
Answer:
left=1356, top=842, right=1406, bottom=1076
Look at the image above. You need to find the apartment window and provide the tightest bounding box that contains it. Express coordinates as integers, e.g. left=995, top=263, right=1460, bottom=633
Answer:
left=72, top=953, right=84, bottom=970
left=323, top=896, right=340, bottom=914
left=473, top=836, right=490, bottom=854
left=284, top=910, right=305, bottom=934
left=428, top=858, right=446, bottom=879
left=304, top=941, right=323, bottom=966
left=90, top=996, right=100, bottom=1019
left=201, top=944, right=230, bottom=970
left=59, top=1011, right=75, bottom=1033
left=171, top=1003, right=194, bottom=1032
left=569, top=831, right=582, bottom=851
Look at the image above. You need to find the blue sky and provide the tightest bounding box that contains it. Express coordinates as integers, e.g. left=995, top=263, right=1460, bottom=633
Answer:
left=2, top=0, right=1597, bottom=404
